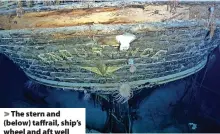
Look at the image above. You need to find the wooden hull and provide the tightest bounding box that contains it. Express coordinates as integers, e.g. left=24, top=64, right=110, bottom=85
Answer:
left=0, top=1, right=220, bottom=93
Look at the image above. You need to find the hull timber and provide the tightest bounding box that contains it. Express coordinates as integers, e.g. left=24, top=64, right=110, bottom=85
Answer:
left=0, top=1, right=220, bottom=93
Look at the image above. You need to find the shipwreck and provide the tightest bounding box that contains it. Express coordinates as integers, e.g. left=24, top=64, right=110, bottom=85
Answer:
left=0, top=0, right=220, bottom=104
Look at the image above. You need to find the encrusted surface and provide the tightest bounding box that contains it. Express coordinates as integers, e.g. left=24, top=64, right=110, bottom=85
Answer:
left=0, top=1, right=220, bottom=92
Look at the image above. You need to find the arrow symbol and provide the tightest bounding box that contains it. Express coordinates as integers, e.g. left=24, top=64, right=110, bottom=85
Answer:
left=4, top=112, right=9, bottom=117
